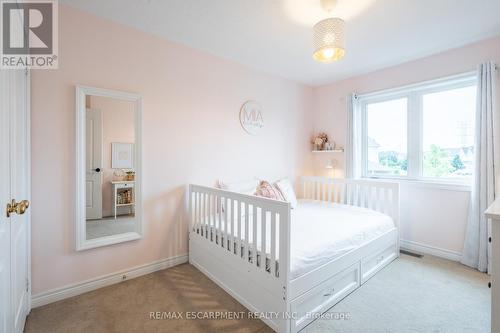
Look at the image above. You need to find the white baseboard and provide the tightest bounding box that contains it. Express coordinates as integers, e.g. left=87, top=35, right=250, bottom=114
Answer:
left=31, top=254, right=188, bottom=308
left=400, top=239, right=462, bottom=262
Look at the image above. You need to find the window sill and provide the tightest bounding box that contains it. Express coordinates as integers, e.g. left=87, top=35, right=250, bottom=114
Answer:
left=362, top=177, right=471, bottom=192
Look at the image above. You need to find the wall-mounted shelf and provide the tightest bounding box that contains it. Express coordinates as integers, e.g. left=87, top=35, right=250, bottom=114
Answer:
left=116, top=203, right=134, bottom=207
left=312, top=149, right=344, bottom=153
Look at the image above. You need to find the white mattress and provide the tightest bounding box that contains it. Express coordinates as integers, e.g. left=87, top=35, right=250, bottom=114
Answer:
left=197, top=199, right=395, bottom=279
left=289, top=199, right=395, bottom=279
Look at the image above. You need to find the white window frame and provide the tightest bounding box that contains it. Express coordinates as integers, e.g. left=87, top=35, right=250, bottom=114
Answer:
left=358, top=72, right=477, bottom=187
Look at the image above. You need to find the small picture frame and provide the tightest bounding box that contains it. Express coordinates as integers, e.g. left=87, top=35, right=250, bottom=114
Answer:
left=111, top=142, right=134, bottom=169
left=324, top=142, right=335, bottom=151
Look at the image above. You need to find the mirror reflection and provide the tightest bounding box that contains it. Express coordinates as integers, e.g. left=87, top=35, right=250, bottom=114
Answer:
left=85, top=95, right=137, bottom=240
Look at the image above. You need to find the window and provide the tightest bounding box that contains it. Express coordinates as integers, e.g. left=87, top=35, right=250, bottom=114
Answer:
left=359, top=74, right=477, bottom=183
left=422, top=86, right=476, bottom=179
left=366, top=98, right=407, bottom=176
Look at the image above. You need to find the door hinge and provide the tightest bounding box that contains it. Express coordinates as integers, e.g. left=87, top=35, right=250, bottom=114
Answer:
left=26, top=278, right=30, bottom=292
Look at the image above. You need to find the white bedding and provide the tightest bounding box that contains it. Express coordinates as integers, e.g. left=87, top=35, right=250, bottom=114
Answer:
left=197, top=199, right=395, bottom=279
left=289, top=199, right=394, bottom=279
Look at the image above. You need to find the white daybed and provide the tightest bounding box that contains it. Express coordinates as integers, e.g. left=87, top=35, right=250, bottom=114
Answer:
left=188, top=176, right=399, bottom=333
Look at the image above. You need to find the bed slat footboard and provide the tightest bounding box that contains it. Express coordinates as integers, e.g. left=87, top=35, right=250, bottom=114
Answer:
left=188, top=184, right=292, bottom=332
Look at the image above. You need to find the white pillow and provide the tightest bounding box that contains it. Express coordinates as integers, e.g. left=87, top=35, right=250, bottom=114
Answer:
left=217, top=179, right=259, bottom=217
left=274, top=178, right=298, bottom=209
left=217, top=179, right=259, bottom=196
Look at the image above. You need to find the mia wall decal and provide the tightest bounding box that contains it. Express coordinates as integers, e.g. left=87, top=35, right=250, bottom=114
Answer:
left=240, top=100, right=264, bottom=135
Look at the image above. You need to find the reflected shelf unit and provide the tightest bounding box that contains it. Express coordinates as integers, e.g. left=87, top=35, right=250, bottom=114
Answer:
left=111, top=180, right=135, bottom=219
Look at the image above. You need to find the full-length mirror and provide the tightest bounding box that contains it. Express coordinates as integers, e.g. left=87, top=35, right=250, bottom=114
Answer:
left=76, top=86, right=142, bottom=251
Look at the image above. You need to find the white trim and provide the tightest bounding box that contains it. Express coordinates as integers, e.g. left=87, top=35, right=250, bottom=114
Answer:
left=357, top=71, right=477, bottom=101
left=359, top=71, right=477, bottom=183
left=26, top=69, right=32, bottom=313
left=19, top=69, right=32, bottom=333
left=31, top=254, right=188, bottom=308
left=75, top=85, right=143, bottom=251
left=75, top=232, right=142, bottom=251
left=400, top=239, right=462, bottom=262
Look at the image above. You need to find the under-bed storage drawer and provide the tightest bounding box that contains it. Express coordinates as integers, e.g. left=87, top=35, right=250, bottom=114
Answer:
left=290, top=263, right=360, bottom=332
left=361, top=243, right=397, bottom=283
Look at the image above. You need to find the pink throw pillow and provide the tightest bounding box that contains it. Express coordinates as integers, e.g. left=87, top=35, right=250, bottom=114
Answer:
left=254, top=181, right=285, bottom=201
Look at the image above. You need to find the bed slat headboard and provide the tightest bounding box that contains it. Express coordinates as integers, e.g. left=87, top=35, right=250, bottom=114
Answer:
left=300, top=176, right=400, bottom=230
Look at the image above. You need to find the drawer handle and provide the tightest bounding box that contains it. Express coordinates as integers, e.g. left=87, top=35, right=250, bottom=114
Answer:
left=323, top=288, right=335, bottom=297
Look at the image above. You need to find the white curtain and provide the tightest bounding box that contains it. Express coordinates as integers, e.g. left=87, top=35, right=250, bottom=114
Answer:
left=345, top=93, right=362, bottom=179
left=461, top=61, right=497, bottom=273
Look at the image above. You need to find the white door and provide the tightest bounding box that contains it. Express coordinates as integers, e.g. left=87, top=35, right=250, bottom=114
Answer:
left=85, top=109, right=103, bottom=220
left=0, top=68, right=12, bottom=333
left=0, top=68, right=31, bottom=333
left=10, top=69, right=30, bottom=333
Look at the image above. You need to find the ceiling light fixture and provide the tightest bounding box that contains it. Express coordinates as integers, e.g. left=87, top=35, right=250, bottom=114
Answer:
left=313, top=0, right=345, bottom=63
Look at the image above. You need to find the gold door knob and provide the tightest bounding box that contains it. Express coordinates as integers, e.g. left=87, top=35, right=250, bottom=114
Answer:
left=6, top=199, right=30, bottom=218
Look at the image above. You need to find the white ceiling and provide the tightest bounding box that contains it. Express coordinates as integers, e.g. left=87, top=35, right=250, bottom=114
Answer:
left=60, top=0, right=500, bottom=86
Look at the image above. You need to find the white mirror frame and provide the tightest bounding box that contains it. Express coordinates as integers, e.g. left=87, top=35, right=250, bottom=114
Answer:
left=75, top=85, right=143, bottom=251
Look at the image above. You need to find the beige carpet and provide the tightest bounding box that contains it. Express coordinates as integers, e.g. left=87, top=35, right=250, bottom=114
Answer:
left=86, top=215, right=136, bottom=240
left=304, top=254, right=490, bottom=333
left=25, top=254, right=490, bottom=333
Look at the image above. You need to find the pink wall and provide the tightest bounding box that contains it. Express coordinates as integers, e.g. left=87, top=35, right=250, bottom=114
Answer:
left=30, top=5, right=313, bottom=294
left=31, top=4, right=500, bottom=294
left=311, top=36, right=500, bottom=257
